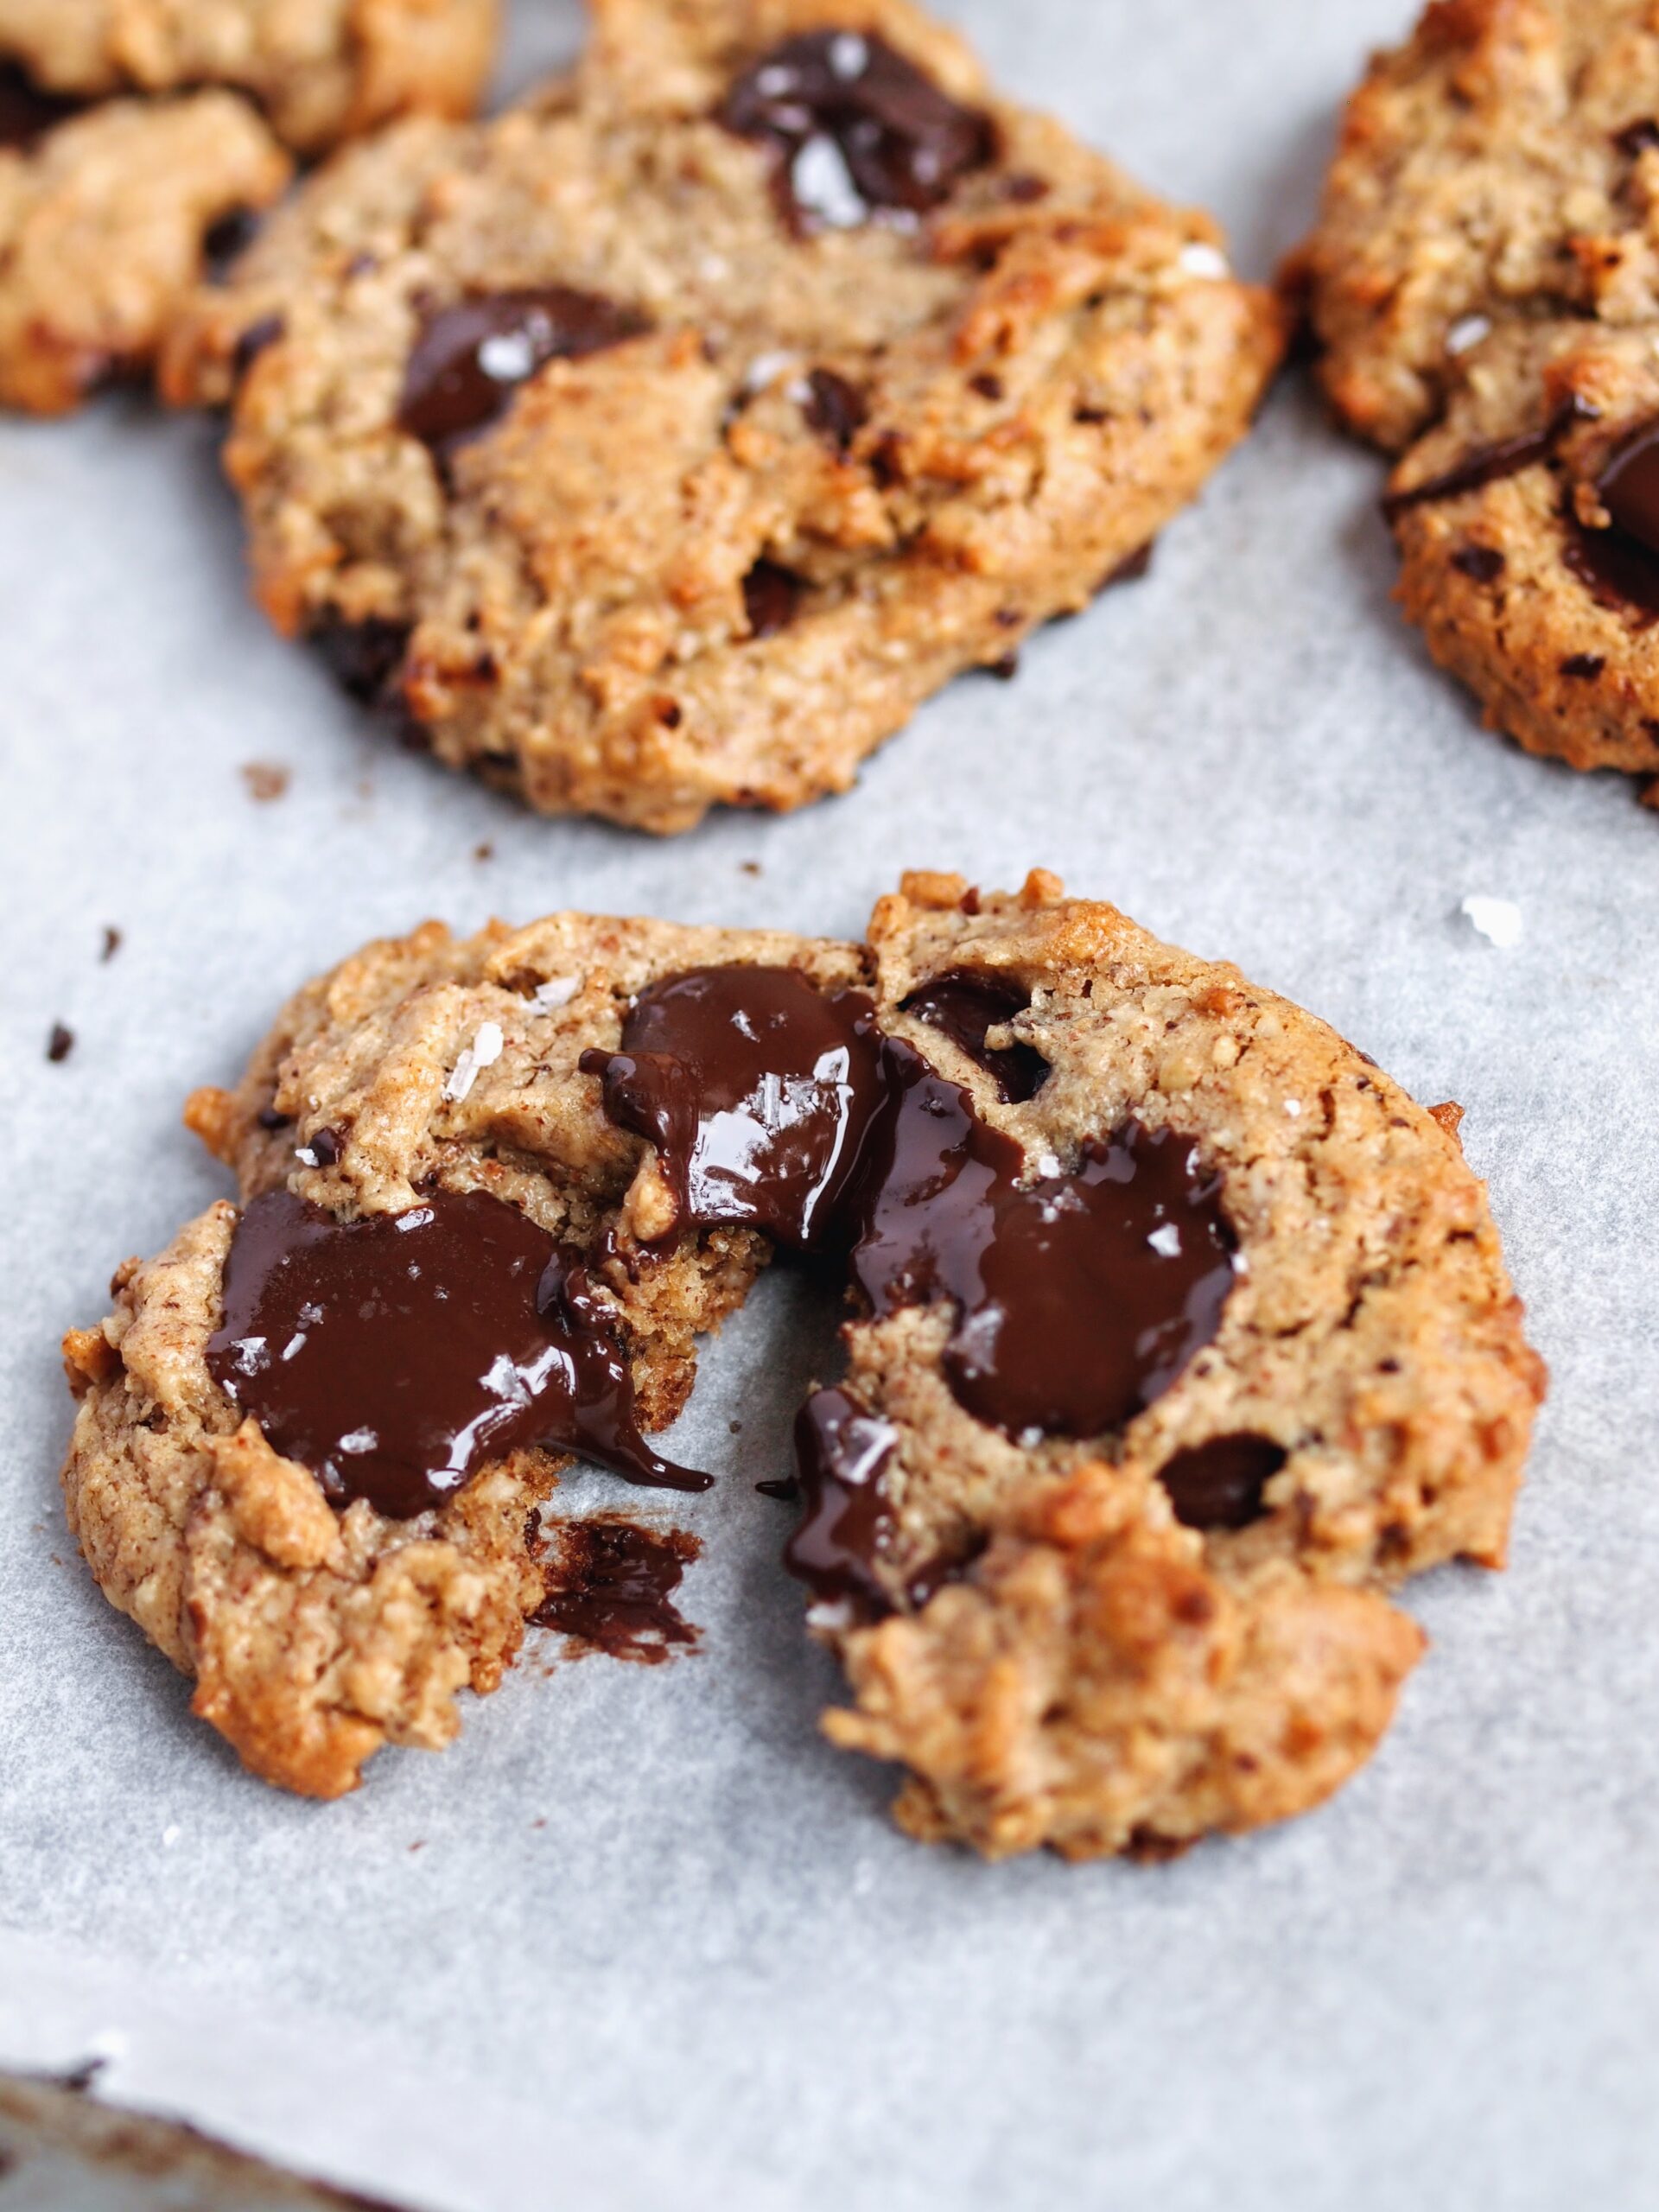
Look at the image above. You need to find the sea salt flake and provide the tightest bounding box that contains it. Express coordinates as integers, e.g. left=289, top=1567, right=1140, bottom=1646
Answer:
left=1178, top=241, right=1230, bottom=279
left=1446, top=313, right=1492, bottom=356
left=1147, top=1224, right=1183, bottom=1257
left=533, top=976, right=581, bottom=1011
left=1461, top=894, right=1522, bottom=948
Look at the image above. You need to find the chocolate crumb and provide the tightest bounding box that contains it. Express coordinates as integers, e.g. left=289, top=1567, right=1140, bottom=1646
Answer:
left=99, top=925, right=122, bottom=963
left=533, top=1516, right=702, bottom=1664
left=47, top=1022, right=74, bottom=1064
left=474, top=841, right=494, bottom=862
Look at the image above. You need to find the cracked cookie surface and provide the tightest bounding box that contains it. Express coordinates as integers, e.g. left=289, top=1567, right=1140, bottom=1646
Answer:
left=1296, top=0, right=1659, bottom=789
left=60, top=874, right=1542, bottom=1854
left=162, top=0, right=1282, bottom=832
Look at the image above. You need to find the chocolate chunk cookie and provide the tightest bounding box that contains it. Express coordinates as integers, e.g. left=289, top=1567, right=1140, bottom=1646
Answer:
left=162, top=0, right=1283, bottom=831
left=1295, top=0, right=1659, bottom=788
left=0, top=0, right=497, bottom=412
left=60, top=874, right=1541, bottom=1859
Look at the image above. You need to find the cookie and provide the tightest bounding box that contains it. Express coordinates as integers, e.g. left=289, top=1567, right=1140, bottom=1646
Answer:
left=0, top=1, right=499, bottom=156
left=0, top=0, right=497, bottom=412
left=60, top=874, right=1542, bottom=1858
left=161, top=0, right=1283, bottom=832
left=0, top=86, right=289, bottom=411
left=1294, top=0, right=1659, bottom=787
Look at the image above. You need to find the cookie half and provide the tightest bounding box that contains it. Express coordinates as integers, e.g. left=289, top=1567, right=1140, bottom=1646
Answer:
left=162, top=0, right=1283, bottom=831
left=0, top=0, right=497, bottom=411
left=1295, top=0, right=1659, bottom=790
left=60, top=874, right=1541, bottom=1857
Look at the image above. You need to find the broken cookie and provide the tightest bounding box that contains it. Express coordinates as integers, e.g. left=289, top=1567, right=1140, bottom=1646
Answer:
left=60, top=874, right=1542, bottom=1856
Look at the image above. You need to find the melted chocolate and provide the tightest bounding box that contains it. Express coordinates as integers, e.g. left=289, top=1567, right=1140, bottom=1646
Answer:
left=1382, top=395, right=1599, bottom=522
left=580, top=967, right=889, bottom=1251
left=900, top=969, right=1049, bottom=1103
left=787, top=1385, right=899, bottom=1611
left=1156, top=1434, right=1286, bottom=1530
left=719, top=29, right=995, bottom=233
left=398, top=289, right=651, bottom=452
left=533, top=1516, right=701, bottom=1662
left=206, top=1188, right=706, bottom=1519
left=848, top=1046, right=1236, bottom=1443
left=742, top=559, right=804, bottom=638
left=1564, top=419, right=1659, bottom=619
left=0, top=63, right=79, bottom=150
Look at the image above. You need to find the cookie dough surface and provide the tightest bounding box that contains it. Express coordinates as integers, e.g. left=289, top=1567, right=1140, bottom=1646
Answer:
left=162, top=0, right=1282, bottom=832
left=1296, top=0, right=1659, bottom=785
left=0, top=0, right=499, bottom=154
left=60, top=876, right=1542, bottom=1858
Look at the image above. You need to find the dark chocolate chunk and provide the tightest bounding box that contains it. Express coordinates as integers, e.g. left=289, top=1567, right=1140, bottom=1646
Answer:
left=1156, top=1434, right=1287, bottom=1531
left=46, top=1022, right=74, bottom=1064
left=1451, top=543, right=1505, bottom=583
left=787, top=1384, right=900, bottom=1613
left=0, top=62, right=79, bottom=151
left=988, top=650, right=1020, bottom=680
left=803, top=365, right=868, bottom=449
left=1382, top=395, right=1600, bottom=522
left=256, top=1106, right=292, bottom=1131
left=1560, top=652, right=1605, bottom=678
left=718, top=29, right=995, bottom=233
left=398, top=288, right=651, bottom=453
left=1101, top=540, right=1154, bottom=590
left=206, top=1188, right=708, bottom=1520
left=1616, top=118, right=1659, bottom=158
left=1564, top=418, right=1659, bottom=620
left=202, top=206, right=262, bottom=281
left=741, top=558, right=804, bottom=639
left=580, top=966, right=890, bottom=1251
left=847, top=1046, right=1236, bottom=1444
left=310, top=613, right=410, bottom=705
left=232, top=313, right=284, bottom=382
left=303, top=1125, right=344, bottom=1166
left=900, top=968, right=1049, bottom=1103
left=533, top=1516, right=701, bottom=1662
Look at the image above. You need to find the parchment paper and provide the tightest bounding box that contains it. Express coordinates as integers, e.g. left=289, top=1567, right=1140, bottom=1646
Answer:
left=4, top=3, right=1658, bottom=2206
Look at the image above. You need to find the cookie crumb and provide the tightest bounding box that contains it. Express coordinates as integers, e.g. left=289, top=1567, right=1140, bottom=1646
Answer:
left=740, top=860, right=763, bottom=877
left=473, top=841, right=493, bottom=862
left=1460, top=895, right=1522, bottom=948
left=240, top=760, right=291, bottom=803
left=47, top=1022, right=74, bottom=1063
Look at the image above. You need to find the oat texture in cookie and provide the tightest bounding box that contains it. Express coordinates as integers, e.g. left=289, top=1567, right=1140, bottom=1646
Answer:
left=1295, top=0, right=1659, bottom=789
left=162, top=0, right=1284, bottom=831
left=0, top=0, right=499, bottom=411
left=60, top=875, right=1542, bottom=1859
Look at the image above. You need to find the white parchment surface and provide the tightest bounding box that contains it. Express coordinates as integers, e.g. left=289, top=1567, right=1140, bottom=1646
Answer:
left=3, top=3, right=1658, bottom=2206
